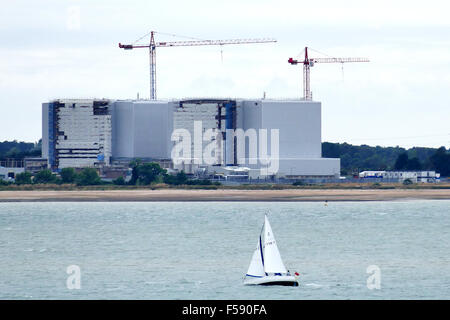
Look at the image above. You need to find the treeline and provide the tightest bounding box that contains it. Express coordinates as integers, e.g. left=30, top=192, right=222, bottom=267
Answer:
left=1, top=168, right=104, bottom=186
left=323, top=142, right=450, bottom=176
left=0, top=140, right=41, bottom=160
left=1, top=162, right=219, bottom=187
left=1, top=140, right=449, bottom=177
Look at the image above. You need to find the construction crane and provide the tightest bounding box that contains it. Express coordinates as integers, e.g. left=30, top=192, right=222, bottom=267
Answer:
left=288, top=47, right=369, bottom=100
left=119, top=31, right=277, bottom=100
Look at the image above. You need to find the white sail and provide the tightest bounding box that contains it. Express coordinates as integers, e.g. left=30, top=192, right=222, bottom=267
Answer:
left=246, top=238, right=265, bottom=277
left=262, top=215, right=288, bottom=274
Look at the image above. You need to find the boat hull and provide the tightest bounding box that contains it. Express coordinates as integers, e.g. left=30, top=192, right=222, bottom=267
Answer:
left=244, top=275, right=299, bottom=286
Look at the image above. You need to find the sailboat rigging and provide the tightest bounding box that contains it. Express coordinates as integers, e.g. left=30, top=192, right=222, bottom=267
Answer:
left=244, top=215, right=299, bottom=286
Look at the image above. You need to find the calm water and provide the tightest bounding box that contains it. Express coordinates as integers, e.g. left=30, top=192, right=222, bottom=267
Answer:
left=0, top=201, right=449, bottom=299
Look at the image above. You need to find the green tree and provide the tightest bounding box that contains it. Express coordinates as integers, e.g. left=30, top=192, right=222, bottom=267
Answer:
left=0, top=140, right=40, bottom=160
left=174, top=171, right=187, bottom=185
left=60, top=168, right=77, bottom=184
left=113, top=176, right=125, bottom=185
left=129, top=158, right=142, bottom=185
left=405, top=157, right=422, bottom=170
left=186, top=179, right=212, bottom=185
left=163, top=170, right=188, bottom=185
left=163, top=174, right=176, bottom=185
left=128, top=161, right=167, bottom=185
left=430, top=147, right=450, bottom=177
left=394, top=152, right=409, bottom=170
left=33, top=169, right=57, bottom=184
left=76, top=168, right=101, bottom=186
left=15, top=172, right=32, bottom=185
left=136, top=162, right=167, bottom=185
left=5, top=147, right=23, bottom=159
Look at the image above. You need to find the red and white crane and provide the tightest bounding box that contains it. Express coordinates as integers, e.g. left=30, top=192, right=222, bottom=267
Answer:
left=288, top=47, right=369, bottom=100
left=119, top=31, right=277, bottom=100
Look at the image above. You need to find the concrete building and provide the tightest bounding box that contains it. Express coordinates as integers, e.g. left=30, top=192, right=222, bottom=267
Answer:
left=42, top=99, right=112, bottom=169
left=24, top=157, right=48, bottom=174
left=42, top=98, right=340, bottom=179
left=0, top=166, right=25, bottom=181
left=111, top=100, right=172, bottom=160
left=239, top=99, right=339, bottom=178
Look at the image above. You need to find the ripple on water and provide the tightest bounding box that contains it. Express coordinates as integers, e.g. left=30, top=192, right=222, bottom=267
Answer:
left=0, top=200, right=448, bottom=299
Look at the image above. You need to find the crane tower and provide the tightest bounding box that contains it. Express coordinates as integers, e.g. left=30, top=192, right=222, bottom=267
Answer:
left=288, top=47, right=369, bottom=100
left=119, top=31, right=277, bottom=100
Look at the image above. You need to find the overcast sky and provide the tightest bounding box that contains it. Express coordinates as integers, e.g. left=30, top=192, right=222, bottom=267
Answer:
left=0, top=0, right=449, bottom=149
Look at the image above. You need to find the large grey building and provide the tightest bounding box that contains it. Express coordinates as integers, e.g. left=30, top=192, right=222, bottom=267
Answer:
left=42, top=98, right=340, bottom=179
left=42, top=99, right=112, bottom=170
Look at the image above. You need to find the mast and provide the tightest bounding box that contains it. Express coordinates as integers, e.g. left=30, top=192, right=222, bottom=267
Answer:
left=259, top=222, right=265, bottom=268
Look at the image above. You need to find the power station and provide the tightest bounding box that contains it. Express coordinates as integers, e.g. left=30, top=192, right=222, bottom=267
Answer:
left=39, top=32, right=372, bottom=182
left=42, top=98, right=340, bottom=180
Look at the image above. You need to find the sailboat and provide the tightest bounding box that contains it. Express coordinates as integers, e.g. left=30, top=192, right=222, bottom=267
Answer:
left=243, top=214, right=299, bottom=286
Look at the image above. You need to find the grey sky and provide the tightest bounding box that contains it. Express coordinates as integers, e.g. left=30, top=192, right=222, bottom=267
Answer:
left=0, top=0, right=449, bottom=148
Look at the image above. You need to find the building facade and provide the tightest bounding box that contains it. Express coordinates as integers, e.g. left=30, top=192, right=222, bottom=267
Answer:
left=42, top=99, right=112, bottom=169
left=42, top=98, right=340, bottom=179
left=0, top=167, right=25, bottom=181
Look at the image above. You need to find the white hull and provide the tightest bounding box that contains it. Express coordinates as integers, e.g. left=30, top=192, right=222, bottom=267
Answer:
left=244, top=275, right=299, bottom=286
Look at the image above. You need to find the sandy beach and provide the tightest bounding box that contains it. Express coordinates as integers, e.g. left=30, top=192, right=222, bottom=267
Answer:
left=0, top=188, right=449, bottom=202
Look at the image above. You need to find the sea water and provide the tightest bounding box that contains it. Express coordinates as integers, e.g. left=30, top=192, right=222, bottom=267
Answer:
left=0, top=200, right=449, bottom=299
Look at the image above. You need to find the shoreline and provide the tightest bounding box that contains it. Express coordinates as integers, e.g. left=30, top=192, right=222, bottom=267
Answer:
left=0, top=189, right=449, bottom=202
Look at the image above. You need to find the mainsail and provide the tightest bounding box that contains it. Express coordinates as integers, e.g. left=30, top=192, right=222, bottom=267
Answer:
left=246, top=215, right=288, bottom=277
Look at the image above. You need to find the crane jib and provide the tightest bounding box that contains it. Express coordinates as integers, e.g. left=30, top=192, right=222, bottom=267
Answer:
left=288, top=46, right=369, bottom=100
left=118, top=32, right=277, bottom=100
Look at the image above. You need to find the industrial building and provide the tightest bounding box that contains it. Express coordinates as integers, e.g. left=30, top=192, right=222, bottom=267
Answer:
left=42, top=99, right=112, bottom=170
left=42, top=98, right=340, bottom=180
left=359, top=171, right=440, bottom=183
left=0, top=166, right=24, bottom=182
